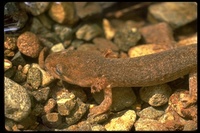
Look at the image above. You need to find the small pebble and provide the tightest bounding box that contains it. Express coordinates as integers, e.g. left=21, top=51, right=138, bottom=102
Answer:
left=76, top=24, right=103, bottom=41
left=4, top=59, right=12, bottom=71
left=27, top=67, right=42, bottom=89
left=42, top=113, right=62, bottom=128
left=135, top=118, right=168, bottom=131
left=114, top=26, right=141, bottom=52
left=4, top=66, right=16, bottom=78
left=31, top=103, right=44, bottom=117
left=11, top=51, right=26, bottom=66
left=44, top=98, right=57, bottom=114
left=4, top=36, right=17, bottom=50
left=4, top=77, right=31, bottom=122
left=50, top=43, right=65, bottom=53
left=17, top=31, right=41, bottom=58
left=53, top=24, right=73, bottom=41
left=4, top=49, right=15, bottom=57
left=93, top=87, right=136, bottom=112
left=140, top=84, right=172, bottom=106
left=128, top=44, right=169, bottom=58
left=48, top=2, right=79, bottom=25
left=104, top=110, right=136, bottom=131
left=31, top=87, right=50, bottom=103
left=22, top=64, right=31, bottom=74
left=77, top=43, right=98, bottom=52
left=138, top=106, right=164, bottom=119
left=103, top=18, right=116, bottom=40
left=12, top=70, right=27, bottom=83
left=148, top=2, right=197, bottom=29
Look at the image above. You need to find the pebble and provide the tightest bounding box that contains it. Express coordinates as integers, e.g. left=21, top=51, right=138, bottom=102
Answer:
left=65, top=98, right=88, bottom=126
left=93, top=37, right=119, bottom=52
left=29, top=17, right=49, bottom=34
left=114, top=26, right=141, bottom=52
left=148, top=2, right=197, bottom=29
left=77, top=43, right=98, bottom=52
left=16, top=115, right=38, bottom=130
left=135, top=118, right=168, bottom=131
left=12, top=70, right=27, bottom=83
left=31, top=87, right=50, bottom=103
left=50, top=43, right=65, bottom=53
left=138, top=106, right=164, bottom=119
left=17, top=31, right=41, bottom=58
left=56, top=89, right=76, bottom=116
left=31, top=63, right=55, bottom=87
left=37, top=13, right=54, bottom=30
left=4, top=59, right=12, bottom=71
left=48, top=2, right=79, bottom=25
left=93, top=87, right=136, bottom=112
left=22, top=64, right=31, bottom=74
left=26, top=67, right=42, bottom=89
left=4, top=36, right=17, bottom=50
left=139, top=22, right=176, bottom=48
left=4, top=49, right=15, bottom=57
left=4, top=66, right=16, bottom=78
left=104, top=110, right=136, bottom=131
left=31, top=103, right=44, bottom=117
left=140, top=84, right=172, bottom=106
left=74, top=2, right=102, bottom=19
left=102, top=18, right=116, bottom=40
left=53, top=24, right=73, bottom=41
left=4, top=77, right=31, bottom=122
left=42, top=113, right=62, bottom=128
left=44, top=98, right=57, bottom=114
left=11, top=51, right=26, bottom=66
left=76, top=24, right=103, bottom=41
left=128, top=44, right=169, bottom=58
left=20, top=2, right=50, bottom=16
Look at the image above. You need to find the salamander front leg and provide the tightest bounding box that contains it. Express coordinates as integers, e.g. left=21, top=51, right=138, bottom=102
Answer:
left=88, top=85, right=112, bottom=118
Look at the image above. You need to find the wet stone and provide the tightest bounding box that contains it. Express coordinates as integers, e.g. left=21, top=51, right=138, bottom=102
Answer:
left=114, top=26, right=141, bottom=52
left=27, top=67, right=42, bottom=89
left=11, top=51, right=26, bottom=66
left=76, top=24, right=103, bottom=41
left=138, top=106, right=164, bottom=119
left=140, top=84, right=172, bottom=106
left=93, top=37, right=119, bottom=52
left=139, top=22, right=176, bottom=48
left=93, top=87, right=136, bottom=112
left=104, top=110, right=136, bottom=131
left=65, top=98, right=88, bottom=126
left=20, top=2, right=50, bottom=16
left=148, top=2, right=197, bottom=29
left=44, top=98, right=57, bottom=114
left=135, top=118, right=168, bottom=131
left=48, top=2, right=79, bottom=25
left=17, top=31, right=41, bottom=58
left=4, top=77, right=31, bottom=122
left=42, top=113, right=62, bottom=128
left=31, top=87, right=50, bottom=103
left=53, top=24, right=73, bottom=41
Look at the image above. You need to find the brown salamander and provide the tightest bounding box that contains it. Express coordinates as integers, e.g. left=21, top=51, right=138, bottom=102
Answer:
left=43, top=44, right=197, bottom=117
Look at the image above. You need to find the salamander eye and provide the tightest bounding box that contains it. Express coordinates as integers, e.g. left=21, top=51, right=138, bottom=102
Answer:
left=55, top=64, right=62, bottom=75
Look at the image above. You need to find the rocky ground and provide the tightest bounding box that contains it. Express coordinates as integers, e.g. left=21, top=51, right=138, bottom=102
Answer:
left=4, top=2, right=197, bottom=131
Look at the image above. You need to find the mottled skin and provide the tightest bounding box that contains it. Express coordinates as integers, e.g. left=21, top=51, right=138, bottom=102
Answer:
left=44, top=44, right=197, bottom=117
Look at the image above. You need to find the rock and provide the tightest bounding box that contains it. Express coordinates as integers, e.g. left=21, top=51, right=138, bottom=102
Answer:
left=103, top=18, right=116, bottom=40
left=37, top=13, right=54, bottom=30
left=16, top=115, right=38, bottom=130
left=135, top=118, right=168, bottom=131
left=5, top=118, right=16, bottom=131
left=22, top=64, right=31, bottom=74
left=104, top=110, right=136, bottom=131
left=114, top=26, right=141, bottom=52
left=29, top=17, right=49, bottom=34
left=4, top=66, right=16, bottom=78
left=93, top=37, right=119, bottom=52
left=50, top=43, right=65, bottom=53
left=4, top=77, right=31, bottom=122
left=76, top=24, right=103, bottom=41
left=31, top=63, right=55, bottom=87
left=31, top=103, right=44, bottom=117
left=138, top=106, right=164, bottom=119
left=4, top=59, right=12, bottom=71
left=48, top=2, right=79, bottom=25
left=53, top=24, right=73, bottom=41
left=87, top=113, right=109, bottom=124
left=128, top=44, right=169, bottom=58
left=31, top=87, right=50, bottom=103
left=139, top=22, right=176, bottom=48
left=65, top=121, right=92, bottom=131
left=17, top=31, right=41, bottom=58
left=42, top=113, right=62, bottom=128
left=4, top=49, right=15, bottom=57
left=93, top=87, right=136, bottom=112
left=27, top=67, right=42, bottom=89
left=12, top=70, right=27, bottom=83
left=77, top=43, right=98, bottom=52
left=74, top=2, right=102, bottom=19
left=177, top=34, right=197, bottom=47
left=4, top=36, right=17, bottom=50
left=44, top=98, right=57, bottom=114
left=140, top=84, right=172, bottom=106
left=11, top=51, right=26, bottom=66
left=20, top=2, right=50, bottom=16
left=148, top=2, right=197, bottom=29
left=183, top=120, right=197, bottom=131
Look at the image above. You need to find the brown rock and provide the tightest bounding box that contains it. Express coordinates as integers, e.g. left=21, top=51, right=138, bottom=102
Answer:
left=27, top=67, right=42, bottom=89
left=42, top=113, right=62, bottom=128
left=17, top=31, right=41, bottom=58
left=44, top=98, right=57, bottom=114
left=4, top=36, right=17, bottom=50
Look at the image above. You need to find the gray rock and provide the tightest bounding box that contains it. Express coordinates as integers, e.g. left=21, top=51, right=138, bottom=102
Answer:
left=138, top=106, right=164, bottom=119
left=27, top=67, right=42, bottom=89
left=31, top=87, right=50, bottom=103
left=4, top=77, right=31, bottom=122
left=11, top=51, right=26, bottom=66
left=93, top=87, right=136, bottom=112
left=54, top=24, right=73, bottom=41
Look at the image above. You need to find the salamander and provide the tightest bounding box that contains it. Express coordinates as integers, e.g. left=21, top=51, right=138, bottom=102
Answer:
left=42, top=44, right=197, bottom=118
